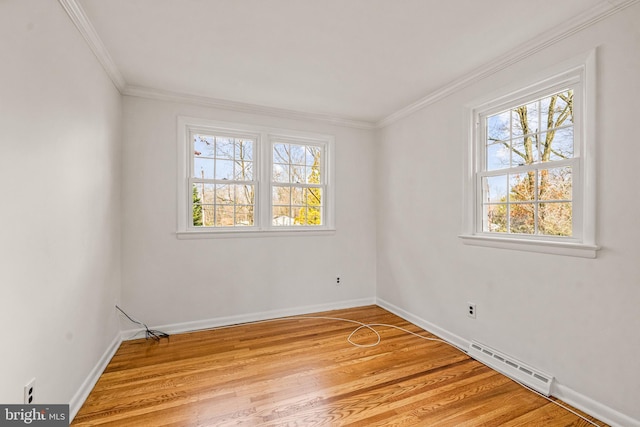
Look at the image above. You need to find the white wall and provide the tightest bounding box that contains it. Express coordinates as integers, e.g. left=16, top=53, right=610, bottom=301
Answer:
left=0, top=0, right=122, bottom=406
left=120, top=96, right=376, bottom=329
left=376, top=4, right=640, bottom=425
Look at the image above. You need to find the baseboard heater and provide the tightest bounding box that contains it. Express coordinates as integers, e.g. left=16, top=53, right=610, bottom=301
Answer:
left=468, top=341, right=554, bottom=396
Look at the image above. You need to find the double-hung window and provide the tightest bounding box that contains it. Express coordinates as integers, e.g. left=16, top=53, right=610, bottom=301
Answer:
left=191, top=132, right=256, bottom=227
left=177, top=118, right=335, bottom=237
left=461, top=53, right=598, bottom=257
left=272, top=139, right=326, bottom=226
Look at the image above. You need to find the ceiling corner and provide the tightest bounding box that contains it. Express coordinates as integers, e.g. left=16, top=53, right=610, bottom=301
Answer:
left=58, top=0, right=126, bottom=92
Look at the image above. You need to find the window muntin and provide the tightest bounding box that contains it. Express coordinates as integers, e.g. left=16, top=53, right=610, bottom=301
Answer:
left=478, top=89, right=577, bottom=238
left=191, top=133, right=256, bottom=228
left=178, top=118, right=335, bottom=236
left=271, top=141, right=325, bottom=226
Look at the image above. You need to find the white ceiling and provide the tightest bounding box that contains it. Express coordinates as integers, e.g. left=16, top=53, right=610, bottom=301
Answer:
left=77, top=0, right=613, bottom=125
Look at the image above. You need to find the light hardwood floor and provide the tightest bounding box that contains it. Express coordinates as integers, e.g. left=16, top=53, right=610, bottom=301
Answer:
left=72, top=306, right=605, bottom=426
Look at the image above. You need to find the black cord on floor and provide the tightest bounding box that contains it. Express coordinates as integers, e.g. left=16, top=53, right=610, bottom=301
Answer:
left=116, top=305, right=169, bottom=341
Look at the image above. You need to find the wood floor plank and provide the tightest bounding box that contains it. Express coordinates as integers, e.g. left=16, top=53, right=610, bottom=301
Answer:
left=72, top=306, right=607, bottom=426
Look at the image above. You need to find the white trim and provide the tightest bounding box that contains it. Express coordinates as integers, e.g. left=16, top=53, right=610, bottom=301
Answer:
left=461, top=51, right=598, bottom=257
left=125, top=85, right=376, bottom=130
left=459, top=234, right=599, bottom=258
left=69, top=333, right=122, bottom=422
left=376, top=298, right=469, bottom=353
left=376, top=298, right=640, bottom=427
left=60, top=0, right=637, bottom=130
left=57, top=0, right=126, bottom=92
left=376, top=0, right=638, bottom=128
left=176, top=228, right=336, bottom=239
left=121, top=298, right=376, bottom=338
left=177, top=117, right=336, bottom=236
left=554, top=383, right=640, bottom=427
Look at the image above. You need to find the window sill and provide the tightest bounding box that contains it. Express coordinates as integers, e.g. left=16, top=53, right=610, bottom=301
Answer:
left=458, top=234, right=600, bottom=258
left=177, top=228, right=336, bottom=239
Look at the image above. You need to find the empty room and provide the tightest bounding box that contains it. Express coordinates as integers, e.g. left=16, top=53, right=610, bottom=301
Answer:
left=1, top=0, right=639, bottom=425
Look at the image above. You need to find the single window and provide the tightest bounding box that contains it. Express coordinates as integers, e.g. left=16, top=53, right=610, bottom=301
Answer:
left=461, top=53, right=598, bottom=258
left=177, top=118, right=335, bottom=237
left=480, top=90, right=575, bottom=237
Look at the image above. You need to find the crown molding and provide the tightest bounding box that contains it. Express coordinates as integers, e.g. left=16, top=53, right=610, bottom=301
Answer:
left=123, top=85, right=377, bottom=130
left=60, top=0, right=637, bottom=131
left=58, top=0, right=126, bottom=91
left=58, top=0, right=375, bottom=129
left=376, top=0, right=640, bottom=128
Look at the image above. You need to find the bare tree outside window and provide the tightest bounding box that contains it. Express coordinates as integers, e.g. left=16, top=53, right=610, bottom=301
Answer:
left=192, top=135, right=255, bottom=227
left=483, top=90, right=573, bottom=236
left=272, top=143, right=323, bottom=226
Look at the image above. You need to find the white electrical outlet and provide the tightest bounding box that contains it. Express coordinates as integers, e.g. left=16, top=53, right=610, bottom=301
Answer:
left=24, top=378, right=35, bottom=404
left=336, top=276, right=341, bottom=285
left=467, top=303, right=476, bottom=319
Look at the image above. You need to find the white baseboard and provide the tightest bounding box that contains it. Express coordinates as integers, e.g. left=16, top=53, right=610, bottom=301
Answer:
left=553, top=383, right=640, bottom=427
left=75, top=298, right=639, bottom=427
left=121, top=297, right=377, bottom=339
left=376, top=298, right=470, bottom=352
left=69, top=333, right=122, bottom=422
left=375, top=297, right=639, bottom=427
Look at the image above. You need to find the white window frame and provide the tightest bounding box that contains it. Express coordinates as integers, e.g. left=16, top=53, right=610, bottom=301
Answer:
left=177, top=117, right=335, bottom=238
left=460, top=51, right=599, bottom=258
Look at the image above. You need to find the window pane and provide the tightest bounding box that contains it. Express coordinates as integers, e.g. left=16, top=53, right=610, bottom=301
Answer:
left=539, top=202, right=572, bottom=236
left=215, top=159, right=234, bottom=180
left=291, top=187, right=304, bottom=205
left=215, top=205, right=234, bottom=227
left=510, top=203, right=535, bottom=234
left=509, top=172, right=536, bottom=201
left=194, top=158, right=214, bottom=179
left=236, top=205, right=254, bottom=226
left=216, top=184, right=233, bottom=204
left=487, top=111, right=510, bottom=142
left=202, top=205, right=215, bottom=227
left=194, top=135, right=214, bottom=158
left=541, top=91, right=574, bottom=129
left=538, top=167, right=571, bottom=201
left=273, top=186, right=291, bottom=205
left=273, top=143, right=289, bottom=163
left=237, top=139, right=253, bottom=161
left=546, top=127, right=574, bottom=161
left=215, top=137, right=234, bottom=160
left=540, top=96, right=553, bottom=130
left=482, top=175, right=507, bottom=203
left=511, top=108, right=527, bottom=137
left=290, top=164, right=305, bottom=183
left=193, top=183, right=214, bottom=204
left=553, top=91, right=573, bottom=128
left=192, top=184, right=204, bottom=226
left=512, top=102, right=539, bottom=137
left=273, top=164, right=289, bottom=183
left=487, top=143, right=510, bottom=170
left=484, top=204, right=507, bottom=233
left=235, top=184, right=254, bottom=205
left=292, top=206, right=306, bottom=225
left=511, top=137, right=538, bottom=166
left=306, top=165, right=321, bottom=184
left=290, top=144, right=305, bottom=165
left=304, top=187, right=322, bottom=205
left=306, top=146, right=321, bottom=166
left=234, top=160, right=253, bottom=181
left=273, top=206, right=293, bottom=225
left=304, top=188, right=322, bottom=225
